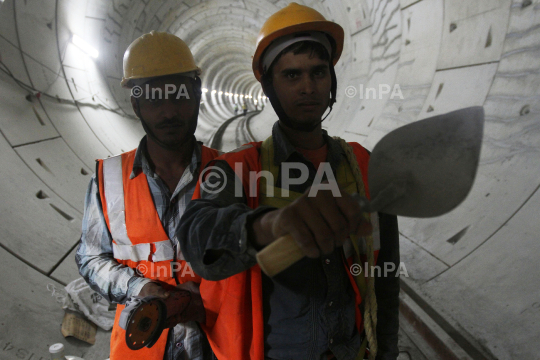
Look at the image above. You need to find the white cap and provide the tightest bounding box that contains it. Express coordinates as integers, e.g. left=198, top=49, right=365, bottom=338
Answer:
left=49, top=343, right=65, bottom=354
left=262, top=31, right=332, bottom=74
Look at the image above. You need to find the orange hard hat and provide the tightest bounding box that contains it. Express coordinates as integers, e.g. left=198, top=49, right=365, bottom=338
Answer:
left=252, top=2, right=344, bottom=81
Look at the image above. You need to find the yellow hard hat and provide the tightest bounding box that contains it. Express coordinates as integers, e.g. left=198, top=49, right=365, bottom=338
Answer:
left=121, top=31, right=202, bottom=88
left=252, top=2, right=344, bottom=81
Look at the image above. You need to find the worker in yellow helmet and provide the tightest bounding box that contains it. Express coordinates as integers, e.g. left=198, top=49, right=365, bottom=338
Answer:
left=121, top=31, right=204, bottom=151
left=179, top=3, right=399, bottom=360
left=77, top=31, right=218, bottom=360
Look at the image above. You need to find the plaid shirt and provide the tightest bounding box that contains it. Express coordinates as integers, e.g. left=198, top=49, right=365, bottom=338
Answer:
left=76, top=136, right=210, bottom=360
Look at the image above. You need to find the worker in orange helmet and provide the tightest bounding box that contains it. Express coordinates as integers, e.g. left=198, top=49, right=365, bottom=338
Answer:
left=180, top=3, right=400, bottom=360
left=76, top=31, right=219, bottom=360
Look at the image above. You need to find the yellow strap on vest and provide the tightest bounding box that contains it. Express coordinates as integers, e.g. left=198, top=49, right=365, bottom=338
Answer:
left=259, top=136, right=378, bottom=360
left=333, top=137, right=378, bottom=360
left=260, top=137, right=301, bottom=206
left=356, top=337, right=369, bottom=360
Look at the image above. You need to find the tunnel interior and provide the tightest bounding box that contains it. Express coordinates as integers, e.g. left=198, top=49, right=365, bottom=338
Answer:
left=0, top=0, right=539, bottom=359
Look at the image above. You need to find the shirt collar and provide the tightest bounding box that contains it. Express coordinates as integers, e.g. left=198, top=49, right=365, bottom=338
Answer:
left=271, top=121, right=344, bottom=169
left=129, top=136, right=202, bottom=180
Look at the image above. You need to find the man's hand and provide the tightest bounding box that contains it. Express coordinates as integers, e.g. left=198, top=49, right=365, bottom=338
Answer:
left=165, top=282, right=206, bottom=327
left=137, top=282, right=170, bottom=299
left=252, top=184, right=372, bottom=258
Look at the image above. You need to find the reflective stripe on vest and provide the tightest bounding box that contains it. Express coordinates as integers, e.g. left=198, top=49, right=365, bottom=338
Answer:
left=112, top=240, right=175, bottom=262
left=102, top=155, right=131, bottom=246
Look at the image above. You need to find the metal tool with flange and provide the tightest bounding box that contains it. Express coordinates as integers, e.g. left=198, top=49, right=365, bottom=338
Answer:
left=119, top=289, right=192, bottom=350
left=256, top=106, right=485, bottom=277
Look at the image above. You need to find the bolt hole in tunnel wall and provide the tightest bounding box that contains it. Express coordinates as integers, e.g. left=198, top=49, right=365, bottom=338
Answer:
left=0, top=0, right=539, bottom=359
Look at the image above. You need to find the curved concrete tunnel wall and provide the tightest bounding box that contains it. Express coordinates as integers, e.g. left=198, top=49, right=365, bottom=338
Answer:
left=0, top=0, right=538, bottom=358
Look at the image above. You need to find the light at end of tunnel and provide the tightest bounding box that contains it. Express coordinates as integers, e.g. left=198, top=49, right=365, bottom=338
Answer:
left=234, top=93, right=238, bottom=97
left=202, top=88, right=208, bottom=93
left=225, top=92, right=229, bottom=95
left=240, top=95, right=244, bottom=98
left=72, top=34, right=99, bottom=58
left=254, top=100, right=258, bottom=104
left=211, top=90, right=217, bottom=94
left=219, top=91, right=223, bottom=95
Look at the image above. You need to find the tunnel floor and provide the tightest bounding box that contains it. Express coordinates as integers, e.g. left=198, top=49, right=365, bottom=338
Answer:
left=0, top=239, right=434, bottom=360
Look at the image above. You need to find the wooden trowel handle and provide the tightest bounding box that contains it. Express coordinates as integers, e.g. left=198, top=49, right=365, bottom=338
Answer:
left=256, top=235, right=304, bottom=277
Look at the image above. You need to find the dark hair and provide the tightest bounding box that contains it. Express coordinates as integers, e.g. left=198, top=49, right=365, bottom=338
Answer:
left=266, top=40, right=331, bottom=77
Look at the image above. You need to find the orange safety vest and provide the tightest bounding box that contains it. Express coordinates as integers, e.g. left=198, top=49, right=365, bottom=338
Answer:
left=194, top=140, right=379, bottom=360
left=97, top=144, right=218, bottom=360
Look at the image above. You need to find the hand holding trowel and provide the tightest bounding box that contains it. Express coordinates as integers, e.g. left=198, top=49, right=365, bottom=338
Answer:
left=256, top=106, right=485, bottom=277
